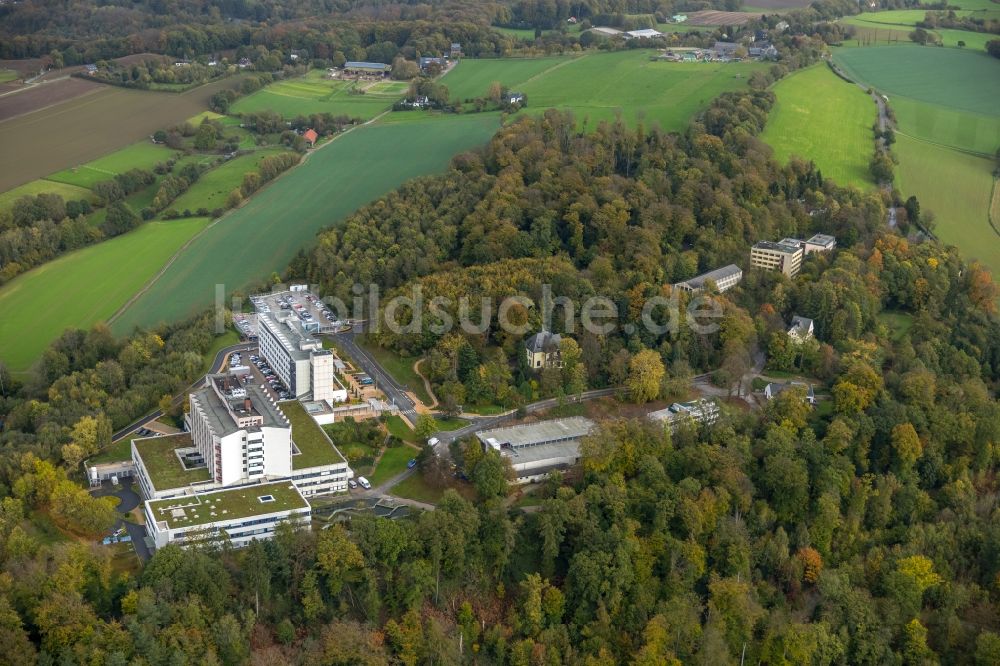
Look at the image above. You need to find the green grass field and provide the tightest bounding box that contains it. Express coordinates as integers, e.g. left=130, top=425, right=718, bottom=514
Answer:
left=0, top=179, right=96, bottom=211
left=889, top=95, right=1000, bottom=156
left=443, top=50, right=766, bottom=129
left=761, top=65, right=875, bottom=189
left=164, top=149, right=289, bottom=215
left=834, top=46, right=1000, bottom=116
left=830, top=44, right=1000, bottom=279
left=0, top=217, right=211, bottom=372
left=895, top=133, right=1000, bottom=277
left=0, top=69, right=18, bottom=83
left=47, top=142, right=179, bottom=190
left=111, top=114, right=500, bottom=331
left=230, top=70, right=403, bottom=119
left=369, top=444, right=418, bottom=486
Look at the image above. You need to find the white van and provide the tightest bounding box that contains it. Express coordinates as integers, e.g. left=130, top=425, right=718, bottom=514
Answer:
left=427, top=437, right=440, bottom=448
left=357, top=476, right=371, bottom=490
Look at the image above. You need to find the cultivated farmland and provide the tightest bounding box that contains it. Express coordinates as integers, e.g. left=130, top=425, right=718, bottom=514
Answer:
left=0, top=217, right=211, bottom=372
left=230, top=70, right=404, bottom=119
left=832, top=45, right=1000, bottom=276
left=0, top=76, right=243, bottom=192
left=834, top=46, right=1000, bottom=116
left=895, top=134, right=1000, bottom=276
left=761, top=65, right=876, bottom=189
left=443, top=50, right=767, bottom=129
left=685, top=10, right=758, bottom=25
left=111, top=114, right=501, bottom=331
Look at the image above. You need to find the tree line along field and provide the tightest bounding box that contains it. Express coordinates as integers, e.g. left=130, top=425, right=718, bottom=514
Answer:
left=110, top=114, right=502, bottom=332
left=0, top=217, right=211, bottom=373
left=166, top=148, right=291, bottom=214
left=229, top=70, right=407, bottom=119
left=0, top=76, right=243, bottom=193
left=442, top=50, right=769, bottom=129
left=760, top=64, right=875, bottom=189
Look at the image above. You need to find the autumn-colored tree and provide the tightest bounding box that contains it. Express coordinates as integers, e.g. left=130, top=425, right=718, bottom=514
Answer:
left=796, top=546, right=823, bottom=584
left=627, top=349, right=665, bottom=403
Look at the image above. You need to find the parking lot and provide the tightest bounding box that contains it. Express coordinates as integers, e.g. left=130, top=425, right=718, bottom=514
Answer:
left=226, top=349, right=294, bottom=401
left=250, top=290, right=343, bottom=333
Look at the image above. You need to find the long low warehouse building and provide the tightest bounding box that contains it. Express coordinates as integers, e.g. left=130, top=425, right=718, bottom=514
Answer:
left=477, top=417, right=595, bottom=483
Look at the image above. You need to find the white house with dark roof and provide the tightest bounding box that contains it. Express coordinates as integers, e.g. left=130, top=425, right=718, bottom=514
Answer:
left=525, top=331, right=562, bottom=369
left=788, top=315, right=815, bottom=342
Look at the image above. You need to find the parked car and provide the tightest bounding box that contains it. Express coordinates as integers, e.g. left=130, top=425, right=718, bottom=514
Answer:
left=407, top=458, right=417, bottom=469
left=357, top=477, right=371, bottom=490
left=348, top=479, right=358, bottom=489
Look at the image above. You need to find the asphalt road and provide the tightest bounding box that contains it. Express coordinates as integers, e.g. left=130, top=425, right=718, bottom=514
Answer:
left=91, top=479, right=152, bottom=561
left=331, top=328, right=418, bottom=425
left=110, top=341, right=255, bottom=442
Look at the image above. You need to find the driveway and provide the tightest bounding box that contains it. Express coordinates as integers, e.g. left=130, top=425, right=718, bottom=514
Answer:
left=91, top=479, right=152, bottom=562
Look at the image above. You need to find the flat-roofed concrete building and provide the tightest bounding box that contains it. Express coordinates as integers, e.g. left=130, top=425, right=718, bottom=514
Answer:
left=144, top=481, right=311, bottom=549
left=133, top=374, right=352, bottom=510
left=258, top=311, right=347, bottom=404
left=189, top=374, right=293, bottom=487
left=648, top=398, right=720, bottom=431
left=750, top=239, right=804, bottom=277
left=674, top=264, right=743, bottom=294
left=804, top=233, right=836, bottom=254
left=477, top=417, right=595, bottom=483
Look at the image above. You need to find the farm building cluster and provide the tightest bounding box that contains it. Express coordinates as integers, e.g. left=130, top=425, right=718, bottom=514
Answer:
left=657, top=40, right=778, bottom=63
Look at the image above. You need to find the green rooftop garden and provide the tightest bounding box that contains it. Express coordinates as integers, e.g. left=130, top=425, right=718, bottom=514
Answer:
left=147, top=481, right=308, bottom=529
left=133, top=434, right=212, bottom=491
left=281, top=400, right=346, bottom=469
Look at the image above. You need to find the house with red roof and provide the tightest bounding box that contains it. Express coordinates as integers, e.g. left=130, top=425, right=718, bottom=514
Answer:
left=303, top=129, right=318, bottom=146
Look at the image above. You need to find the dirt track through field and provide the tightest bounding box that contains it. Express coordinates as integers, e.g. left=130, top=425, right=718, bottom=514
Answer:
left=0, top=76, right=241, bottom=193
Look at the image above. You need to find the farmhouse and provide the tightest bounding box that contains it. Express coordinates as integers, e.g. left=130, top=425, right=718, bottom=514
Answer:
left=673, top=264, right=743, bottom=294
left=451, top=43, right=462, bottom=58
left=712, top=41, right=742, bottom=58
left=478, top=417, right=595, bottom=483
left=525, top=330, right=562, bottom=369
left=672, top=14, right=688, bottom=22
left=302, top=128, right=318, bottom=146
left=749, top=42, right=778, bottom=59
left=418, top=56, right=446, bottom=73
left=343, top=61, right=391, bottom=77
left=507, top=91, right=526, bottom=105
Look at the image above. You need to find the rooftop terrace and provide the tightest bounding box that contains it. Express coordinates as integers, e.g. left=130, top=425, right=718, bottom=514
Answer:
left=147, top=481, right=308, bottom=529
left=280, top=399, right=347, bottom=469
left=133, top=433, right=212, bottom=492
